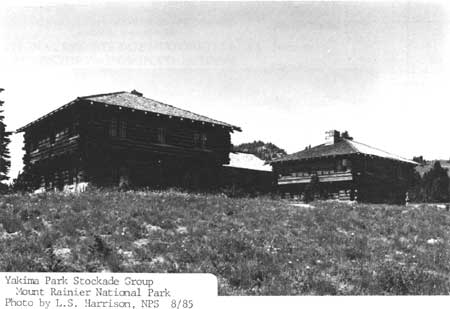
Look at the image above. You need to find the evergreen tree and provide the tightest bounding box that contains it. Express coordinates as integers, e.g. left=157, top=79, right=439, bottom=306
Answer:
left=412, top=156, right=425, bottom=164
left=408, top=170, right=424, bottom=202
left=234, top=140, right=287, bottom=161
left=0, top=88, right=12, bottom=192
left=422, top=161, right=450, bottom=202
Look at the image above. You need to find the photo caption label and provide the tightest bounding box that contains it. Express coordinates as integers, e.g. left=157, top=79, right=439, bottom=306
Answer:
left=0, top=273, right=217, bottom=309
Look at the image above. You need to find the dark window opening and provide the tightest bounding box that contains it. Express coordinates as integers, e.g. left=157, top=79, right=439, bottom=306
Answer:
left=70, top=121, right=79, bottom=136
left=110, top=117, right=118, bottom=137
left=30, top=140, right=37, bottom=152
left=193, top=133, right=200, bottom=147
left=68, top=169, right=74, bottom=185
left=201, top=133, right=207, bottom=148
left=157, top=128, right=166, bottom=144
left=109, top=117, right=127, bottom=138
left=119, top=119, right=127, bottom=138
left=193, top=132, right=207, bottom=148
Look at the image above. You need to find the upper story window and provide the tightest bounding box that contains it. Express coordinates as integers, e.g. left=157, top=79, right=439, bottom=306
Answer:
left=201, top=133, right=207, bottom=148
left=119, top=119, right=127, bottom=138
left=69, top=121, right=80, bottom=136
left=157, top=128, right=166, bottom=144
left=109, top=117, right=127, bottom=138
left=30, top=140, right=38, bottom=152
left=194, top=132, right=207, bottom=148
left=110, top=118, right=118, bottom=137
left=193, top=133, right=200, bottom=147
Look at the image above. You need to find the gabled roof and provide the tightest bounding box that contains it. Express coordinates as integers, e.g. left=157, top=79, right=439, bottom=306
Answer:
left=17, top=90, right=241, bottom=132
left=271, top=138, right=418, bottom=165
left=224, top=152, right=273, bottom=172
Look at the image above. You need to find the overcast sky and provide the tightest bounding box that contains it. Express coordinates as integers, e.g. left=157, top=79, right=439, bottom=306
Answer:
left=1, top=1, right=449, bottom=180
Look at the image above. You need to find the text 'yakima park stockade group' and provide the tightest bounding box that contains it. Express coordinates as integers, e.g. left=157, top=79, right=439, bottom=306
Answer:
left=15, top=90, right=419, bottom=203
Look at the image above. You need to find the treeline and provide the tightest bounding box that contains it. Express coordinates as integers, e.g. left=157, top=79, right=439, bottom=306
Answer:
left=233, top=140, right=287, bottom=161
left=409, top=161, right=450, bottom=203
left=0, top=88, right=11, bottom=193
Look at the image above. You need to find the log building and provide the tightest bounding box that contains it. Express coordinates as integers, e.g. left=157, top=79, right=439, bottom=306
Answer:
left=270, top=130, right=418, bottom=203
left=17, top=90, right=241, bottom=191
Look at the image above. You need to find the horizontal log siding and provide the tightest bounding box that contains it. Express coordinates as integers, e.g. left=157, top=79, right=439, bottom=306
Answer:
left=22, top=104, right=84, bottom=164
left=28, top=135, right=80, bottom=164
left=84, top=104, right=232, bottom=164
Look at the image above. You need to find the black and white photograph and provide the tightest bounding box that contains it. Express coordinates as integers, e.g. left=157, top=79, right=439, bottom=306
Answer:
left=1, top=0, right=450, bottom=298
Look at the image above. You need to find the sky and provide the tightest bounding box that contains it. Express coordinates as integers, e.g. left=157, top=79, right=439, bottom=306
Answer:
left=1, top=1, right=449, bottom=181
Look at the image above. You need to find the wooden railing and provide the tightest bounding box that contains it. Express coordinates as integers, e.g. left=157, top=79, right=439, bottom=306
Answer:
left=278, top=171, right=353, bottom=185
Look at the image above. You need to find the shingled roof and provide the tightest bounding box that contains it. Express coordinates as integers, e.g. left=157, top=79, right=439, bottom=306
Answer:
left=17, top=90, right=241, bottom=132
left=271, top=138, right=418, bottom=165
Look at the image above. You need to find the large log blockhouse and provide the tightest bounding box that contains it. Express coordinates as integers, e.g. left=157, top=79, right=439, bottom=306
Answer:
left=271, top=130, right=418, bottom=203
left=17, top=90, right=241, bottom=191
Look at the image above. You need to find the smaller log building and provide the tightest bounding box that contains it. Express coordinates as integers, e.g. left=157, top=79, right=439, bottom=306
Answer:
left=271, top=130, right=418, bottom=203
left=17, top=90, right=241, bottom=191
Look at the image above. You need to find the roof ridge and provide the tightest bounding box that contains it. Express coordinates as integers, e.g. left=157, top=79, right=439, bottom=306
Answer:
left=348, top=139, right=417, bottom=164
left=135, top=93, right=240, bottom=129
left=98, top=91, right=241, bottom=131
left=342, top=138, right=360, bottom=153
left=349, top=139, right=400, bottom=157
left=78, top=91, right=126, bottom=99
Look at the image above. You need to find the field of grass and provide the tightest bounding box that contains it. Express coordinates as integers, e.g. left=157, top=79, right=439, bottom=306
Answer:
left=1, top=189, right=450, bottom=295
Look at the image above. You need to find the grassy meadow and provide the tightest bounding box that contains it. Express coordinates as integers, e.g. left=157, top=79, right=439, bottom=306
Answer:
left=1, top=189, right=450, bottom=295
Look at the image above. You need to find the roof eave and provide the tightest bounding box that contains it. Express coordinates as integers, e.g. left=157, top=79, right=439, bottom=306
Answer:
left=271, top=152, right=418, bottom=166
left=232, top=126, right=242, bottom=132
left=16, top=99, right=80, bottom=133
left=80, top=98, right=242, bottom=132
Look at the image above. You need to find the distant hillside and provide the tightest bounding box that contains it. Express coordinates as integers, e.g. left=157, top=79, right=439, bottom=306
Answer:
left=416, top=160, right=450, bottom=177
left=234, top=141, right=287, bottom=162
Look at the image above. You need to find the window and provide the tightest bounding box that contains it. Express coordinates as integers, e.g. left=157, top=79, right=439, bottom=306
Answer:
left=119, top=119, right=127, bottom=138
left=193, top=133, right=200, bottom=147
left=109, top=117, right=127, bottom=138
left=157, top=128, right=166, bottom=144
left=201, top=133, right=207, bottom=148
left=194, top=132, right=207, bottom=148
left=61, top=170, right=68, bottom=185
left=110, top=117, right=118, bottom=137
left=342, top=158, right=351, bottom=171
left=30, top=140, right=37, bottom=152
left=70, top=121, right=79, bottom=136
left=68, top=169, right=74, bottom=185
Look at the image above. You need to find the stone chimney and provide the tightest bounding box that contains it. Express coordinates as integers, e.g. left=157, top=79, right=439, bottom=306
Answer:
left=325, top=130, right=341, bottom=145
left=131, top=89, right=143, bottom=97
left=341, top=131, right=353, bottom=140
